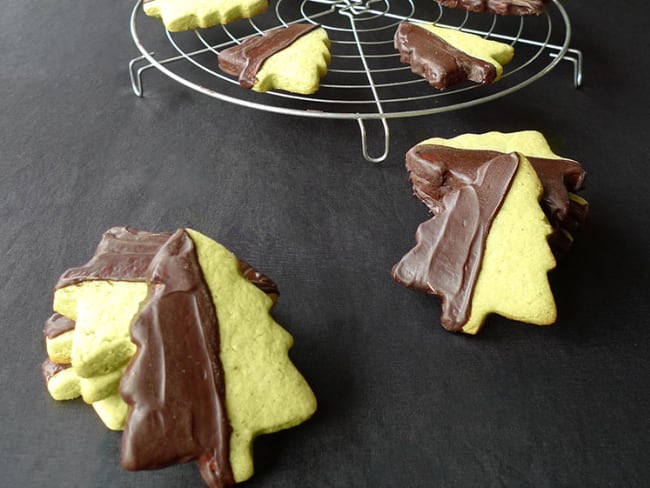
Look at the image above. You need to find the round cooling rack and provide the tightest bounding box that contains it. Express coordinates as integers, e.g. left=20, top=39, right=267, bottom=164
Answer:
left=129, top=0, right=583, bottom=162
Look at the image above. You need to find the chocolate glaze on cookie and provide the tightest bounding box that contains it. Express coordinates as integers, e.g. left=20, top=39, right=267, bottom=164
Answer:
left=43, top=313, right=75, bottom=339
left=41, top=358, right=72, bottom=384
left=435, top=0, right=548, bottom=16
left=218, top=23, right=319, bottom=88
left=393, top=145, right=519, bottom=331
left=394, top=22, right=497, bottom=90
left=239, top=259, right=279, bottom=298
left=55, top=226, right=277, bottom=294
left=408, top=146, right=587, bottom=227
left=526, top=156, right=587, bottom=227
left=406, top=144, right=588, bottom=255
left=56, top=227, right=172, bottom=288
left=120, top=229, right=234, bottom=488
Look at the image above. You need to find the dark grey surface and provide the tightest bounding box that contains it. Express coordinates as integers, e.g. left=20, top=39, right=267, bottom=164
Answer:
left=2, top=1, right=649, bottom=487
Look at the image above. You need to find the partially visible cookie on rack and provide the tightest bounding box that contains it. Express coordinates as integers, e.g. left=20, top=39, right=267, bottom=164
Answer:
left=394, top=22, right=514, bottom=90
left=143, top=0, right=269, bottom=32
left=218, top=23, right=331, bottom=94
left=434, top=0, right=548, bottom=16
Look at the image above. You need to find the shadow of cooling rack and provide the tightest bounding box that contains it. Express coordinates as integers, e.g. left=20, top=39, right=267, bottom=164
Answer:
left=129, top=0, right=583, bottom=163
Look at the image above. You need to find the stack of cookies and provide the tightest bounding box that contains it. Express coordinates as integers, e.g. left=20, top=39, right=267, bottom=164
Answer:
left=42, top=226, right=316, bottom=488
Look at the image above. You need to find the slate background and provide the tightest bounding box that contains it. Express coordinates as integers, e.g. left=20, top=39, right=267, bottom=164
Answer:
left=2, top=0, right=649, bottom=487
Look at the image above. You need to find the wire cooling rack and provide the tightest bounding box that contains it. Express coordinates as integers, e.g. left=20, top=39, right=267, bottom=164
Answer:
left=129, top=0, right=583, bottom=162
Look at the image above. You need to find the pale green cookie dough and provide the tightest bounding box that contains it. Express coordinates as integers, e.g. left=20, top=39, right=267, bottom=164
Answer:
left=80, top=366, right=127, bottom=404
left=53, top=281, right=148, bottom=378
left=46, top=366, right=81, bottom=401
left=415, top=23, right=515, bottom=80
left=253, top=27, right=331, bottom=94
left=47, top=365, right=127, bottom=430
left=462, top=155, right=557, bottom=334
left=186, top=228, right=317, bottom=483
left=45, top=330, right=74, bottom=365
left=143, top=0, right=268, bottom=32
left=92, top=392, right=129, bottom=431
left=421, top=130, right=563, bottom=159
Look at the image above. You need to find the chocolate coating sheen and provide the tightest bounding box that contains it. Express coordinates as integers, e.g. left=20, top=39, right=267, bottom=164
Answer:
left=408, top=145, right=587, bottom=227
left=526, top=156, right=587, bottom=228
left=435, top=0, right=548, bottom=16
left=219, top=23, right=319, bottom=88
left=407, top=144, right=588, bottom=254
left=393, top=145, right=519, bottom=331
left=55, top=227, right=172, bottom=288
left=239, top=259, right=279, bottom=299
left=120, top=229, right=234, bottom=488
left=56, top=226, right=276, bottom=297
left=394, top=22, right=497, bottom=90
left=43, top=313, right=75, bottom=339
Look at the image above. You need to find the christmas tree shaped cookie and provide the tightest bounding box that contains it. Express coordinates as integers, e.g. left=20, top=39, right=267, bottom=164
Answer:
left=392, top=145, right=554, bottom=334
left=219, top=24, right=331, bottom=94
left=42, top=227, right=316, bottom=487
left=394, top=22, right=514, bottom=90
left=393, top=132, right=588, bottom=334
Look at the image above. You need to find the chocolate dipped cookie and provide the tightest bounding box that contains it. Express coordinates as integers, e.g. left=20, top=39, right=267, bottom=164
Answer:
left=434, top=0, right=549, bottom=16
left=219, top=23, right=331, bottom=94
left=393, top=131, right=587, bottom=334
left=394, top=22, right=514, bottom=90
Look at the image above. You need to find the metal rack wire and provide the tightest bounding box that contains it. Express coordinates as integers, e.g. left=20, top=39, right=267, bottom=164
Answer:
left=129, top=0, right=583, bottom=162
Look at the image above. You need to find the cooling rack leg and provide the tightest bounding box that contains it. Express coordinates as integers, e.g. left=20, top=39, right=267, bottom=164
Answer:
left=128, top=54, right=155, bottom=97
left=358, top=118, right=390, bottom=164
left=564, top=48, right=584, bottom=88
left=550, top=47, right=584, bottom=88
